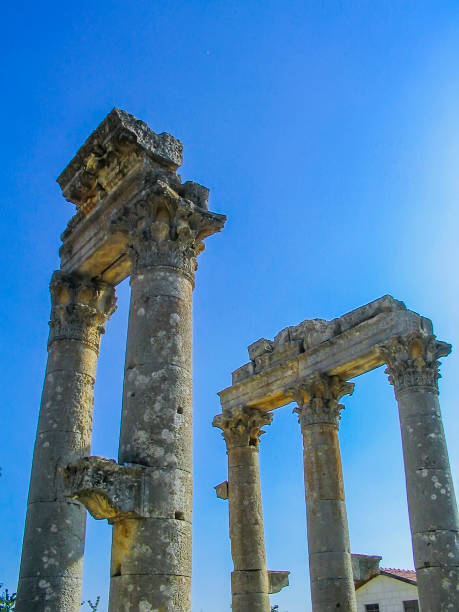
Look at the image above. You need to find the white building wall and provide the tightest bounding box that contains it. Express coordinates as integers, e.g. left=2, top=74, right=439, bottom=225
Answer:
left=356, top=575, right=419, bottom=612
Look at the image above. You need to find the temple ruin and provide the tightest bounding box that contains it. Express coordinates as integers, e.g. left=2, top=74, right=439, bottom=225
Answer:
left=15, top=109, right=458, bottom=611
left=16, top=109, right=226, bottom=611
left=214, top=296, right=459, bottom=611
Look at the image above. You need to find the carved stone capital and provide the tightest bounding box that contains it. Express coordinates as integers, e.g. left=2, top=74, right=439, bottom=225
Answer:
left=291, top=374, right=354, bottom=428
left=49, top=271, right=117, bottom=353
left=377, top=332, right=451, bottom=396
left=110, top=179, right=225, bottom=281
left=213, top=406, right=273, bottom=450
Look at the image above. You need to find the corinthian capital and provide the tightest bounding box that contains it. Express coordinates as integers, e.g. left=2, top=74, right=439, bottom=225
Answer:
left=291, top=374, right=354, bottom=428
left=377, top=332, right=451, bottom=396
left=213, top=407, right=273, bottom=450
left=110, top=179, right=226, bottom=281
left=49, top=271, right=117, bottom=353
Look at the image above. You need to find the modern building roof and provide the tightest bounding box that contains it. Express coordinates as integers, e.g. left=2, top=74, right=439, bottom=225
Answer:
left=380, top=568, right=417, bottom=585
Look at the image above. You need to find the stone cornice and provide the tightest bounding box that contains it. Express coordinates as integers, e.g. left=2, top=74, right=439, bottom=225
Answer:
left=377, top=332, right=451, bottom=397
left=213, top=406, right=273, bottom=450
left=218, top=304, right=432, bottom=414
left=57, top=108, right=183, bottom=217
left=48, top=271, right=117, bottom=353
left=110, top=179, right=225, bottom=281
left=57, top=110, right=226, bottom=286
left=291, top=374, right=354, bottom=428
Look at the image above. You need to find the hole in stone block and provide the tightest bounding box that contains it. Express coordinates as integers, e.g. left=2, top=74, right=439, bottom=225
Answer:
left=112, top=563, right=121, bottom=577
left=175, top=511, right=185, bottom=520
left=177, top=406, right=183, bottom=414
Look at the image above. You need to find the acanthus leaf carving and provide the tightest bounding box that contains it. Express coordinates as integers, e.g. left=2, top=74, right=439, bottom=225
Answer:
left=110, top=179, right=225, bottom=280
left=290, top=374, right=354, bottom=428
left=48, top=271, right=117, bottom=353
left=66, top=136, right=143, bottom=218
left=377, top=332, right=451, bottom=396
left=213, top=406, right=273, bottom=450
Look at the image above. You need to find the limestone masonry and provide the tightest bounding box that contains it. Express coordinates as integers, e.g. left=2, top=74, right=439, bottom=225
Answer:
left=214, top=297, right=458, bottom=611
left=15, top=109, right=458, bottom=612
left=16, top=109, right=226, bottom=611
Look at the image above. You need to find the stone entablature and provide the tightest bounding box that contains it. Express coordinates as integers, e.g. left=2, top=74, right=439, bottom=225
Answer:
left=220, top=295, right=435, bottom=413
left=17, top=109, right=226, bottom=612
left=216, top=298, right=457, bottom=612
left=240, top=295, right=405, bottom=383
left=58, top=108, right=225, bottom=285
left=57, top=108, right=183, bottom=215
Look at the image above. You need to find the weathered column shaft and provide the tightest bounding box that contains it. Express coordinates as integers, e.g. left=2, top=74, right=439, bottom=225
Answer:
left=110, top=265, right=193, bottom=609
left=108, top=183, right=225, bottom=611
left=214, top=407, right=272, bottom=612
left=379, top=333, right=459, bottom=611
left=16, top=272, right=115, bottom=612
left=294, top=375, right=357, bottom=612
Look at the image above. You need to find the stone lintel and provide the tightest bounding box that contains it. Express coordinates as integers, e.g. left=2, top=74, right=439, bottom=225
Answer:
left=219, top=299, right=433, bottom=413
left=215, top=481, right=229, bottom=500
left=268, top=570, right=290, bottom=594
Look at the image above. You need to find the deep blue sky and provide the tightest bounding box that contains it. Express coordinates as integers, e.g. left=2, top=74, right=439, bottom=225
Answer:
left=1, top=2, right=459, bottom=610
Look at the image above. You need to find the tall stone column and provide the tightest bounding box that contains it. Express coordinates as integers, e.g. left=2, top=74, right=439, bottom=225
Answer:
left=293, top=374, right=357, bottom=612
left=16, top=271, right=116, bottom=612
left=213, top=407, right=273, bottom=612
left=378, top=332, right=459, bottom=610
left=107, top=183, right=225, bottom=610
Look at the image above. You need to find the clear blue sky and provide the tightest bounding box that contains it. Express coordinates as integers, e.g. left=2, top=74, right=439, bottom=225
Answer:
left=1, top=2, right=459, bottom=610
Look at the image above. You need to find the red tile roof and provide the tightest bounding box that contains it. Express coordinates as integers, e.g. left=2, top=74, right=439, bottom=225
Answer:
left=380, top=568, right=417, bottom=584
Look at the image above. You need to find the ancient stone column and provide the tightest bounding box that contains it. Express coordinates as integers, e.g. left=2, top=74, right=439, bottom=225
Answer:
left=213, top=406, right=273, bottom=612
left=293, top=374, right=357, bottom=612
left=16, top=271, right=116, bottom=612
left=106, top=183, right=225, bottom=611
left=378, top=332, right=459, bottom=610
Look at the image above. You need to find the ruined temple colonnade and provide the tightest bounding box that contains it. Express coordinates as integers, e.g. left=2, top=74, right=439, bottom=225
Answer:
left=14, top=108, right=458, bottom=612
left=214, top=297, right=459, bottom=611
left=16, top=109, right=226, bottom=611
